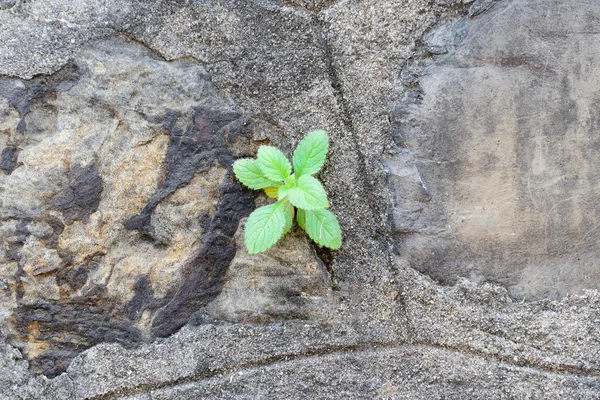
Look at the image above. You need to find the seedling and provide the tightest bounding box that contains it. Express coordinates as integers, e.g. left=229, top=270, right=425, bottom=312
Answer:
left=233, top=130, right=342, bottom=254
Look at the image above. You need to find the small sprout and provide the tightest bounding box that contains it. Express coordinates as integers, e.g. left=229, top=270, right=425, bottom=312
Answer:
left=233, top=130, right=342, bottom=254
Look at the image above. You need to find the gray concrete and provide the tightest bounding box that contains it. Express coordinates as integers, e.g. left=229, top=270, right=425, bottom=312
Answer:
left=0, top=0, right=600, bottom=398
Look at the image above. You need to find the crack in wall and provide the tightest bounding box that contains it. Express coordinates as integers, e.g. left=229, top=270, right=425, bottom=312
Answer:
left=6, top=1, right=599, bottom=397
left=313, top=14, right=396, bottom=255
left=83, top=338, right=600, bottom=400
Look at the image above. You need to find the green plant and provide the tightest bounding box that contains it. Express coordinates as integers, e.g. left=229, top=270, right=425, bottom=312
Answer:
left=233, top=130, right=342, bottom=254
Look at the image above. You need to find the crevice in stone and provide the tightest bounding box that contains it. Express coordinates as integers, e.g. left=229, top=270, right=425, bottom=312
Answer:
left=313, top=15, right=395, bottom=257
left=82, top=338, right=600, bottom=400
left=314, top=245, right=339, bottom=290
left=468, top=0, right=503, bottom=17
left=111, top=30, right=169, bottom=62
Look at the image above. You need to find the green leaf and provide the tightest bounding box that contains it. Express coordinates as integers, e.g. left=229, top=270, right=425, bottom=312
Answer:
left=285, top=174, right=296, bottom=188
left=287, top=175, right=329, bottom=210
left=293, top=130, right=328, bottom=177
left=296, top=208, right=306, bottom=231
left=283, top=202, right=293, bottom=235
left=278, top=184, right=290, bottom=200
left=257, top=146, right=292, bottom=182
left=277, top=175, right=295, bottom=201
left=233, top=158, right=279, bottom=189
left=244, top=201, right=287, bottom=254
left=304, top=209, right=342, bottom=249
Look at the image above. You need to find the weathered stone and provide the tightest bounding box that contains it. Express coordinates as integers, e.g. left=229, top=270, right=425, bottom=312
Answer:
left=140, top=345, right=600, bottom=399
left=391, top=0, right=600, bottom=300
left=121, top=0, right=402, bottom=337
left=148, top=180, right=255, bottom=338
left=0, top=36, right=258, bottom=376
left=1, top=0, right=600, bottom=398
left=207, top=219, right=334, bottom=323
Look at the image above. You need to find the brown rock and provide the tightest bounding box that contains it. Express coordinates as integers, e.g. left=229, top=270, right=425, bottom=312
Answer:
left=207, top=219, right=334, bottom=323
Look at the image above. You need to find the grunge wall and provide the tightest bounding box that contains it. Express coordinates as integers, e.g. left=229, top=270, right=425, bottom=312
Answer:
left=1, top=0, right=600, bottom=398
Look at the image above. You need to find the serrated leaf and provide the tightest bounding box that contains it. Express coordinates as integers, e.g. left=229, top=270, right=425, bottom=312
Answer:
left=304, top=209, right=342, bottom=249
left=283, top=202, right=293, bottom=235
left=285, top=174, right=296, bottom=188
left=245, top=201, right=287, bottom=254
left=257, top=146, right=292, bottom=182
left=287, top=175, right=329, bottom=210
left=293, top=130, right=328, bottom=177
left=296, top=208, right=306, bottom=231
left=277, top=175, right=295, bottom=200
left=264, top=186, right=279, bottom=198
left=233, top=158, right=279, bottom=189
left=278, top=184, right=290, bottom=200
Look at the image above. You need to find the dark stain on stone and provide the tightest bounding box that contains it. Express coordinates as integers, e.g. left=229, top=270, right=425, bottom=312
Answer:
left=53, top=163, right=103, bottom=225
left=0, top=61, right=81, bottom=134
left=125, top=274, right=164, bottom=321
left=6, top=219, right=32, bottom=305
left=5, top=218, right=31, bottom=264
left=0, top=146, right=21, bottom=174
left=13, top=218, right=29, bottom=237
left=123, top=108, right=256, bottom=336
left=125, top=106, right=250, bottom=240
left=13, top=298, right=142, bottom=377
left=41, top=218, right=65, bottom=249
left=56, top=252, right=105, bottom=294
left=151, top=180, right=255, bottom=338
left=199, top=212, right=212, bottom=232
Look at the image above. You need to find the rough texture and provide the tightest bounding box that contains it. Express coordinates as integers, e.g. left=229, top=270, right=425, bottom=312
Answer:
left=390, top=0, right=600, bottom=300
left=207, top=219, right=334, bottom=323
left=1, top=0, right=600, bottom=398
left=0, top=36, right=259, bottom=376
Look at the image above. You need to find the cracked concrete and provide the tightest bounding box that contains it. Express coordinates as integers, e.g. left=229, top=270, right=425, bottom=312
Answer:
left=1, top=0, right=600, bottom=398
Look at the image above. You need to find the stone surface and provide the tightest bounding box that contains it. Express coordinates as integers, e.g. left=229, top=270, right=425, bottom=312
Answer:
left=390, top=0, right=600, bottom=300
left=0, top=36, right=260, bottom=376
left=2, top=273, right=600, bottom=399
left=1, top=0, right=600, bottom=399
left=131, top=346, right=600, bottom=399
left=207, top=219, right=334, bottom=323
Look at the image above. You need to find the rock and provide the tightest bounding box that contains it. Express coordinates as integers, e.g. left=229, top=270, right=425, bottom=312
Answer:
left=207, top=219, right=334, bottom=323
left=124, top=345, right=600, bottom=399
left=1, top=0, right=600, bottom=398
left=390, top=0, right=600, bottom=300
left=0, top=36, right=258, bottom=376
